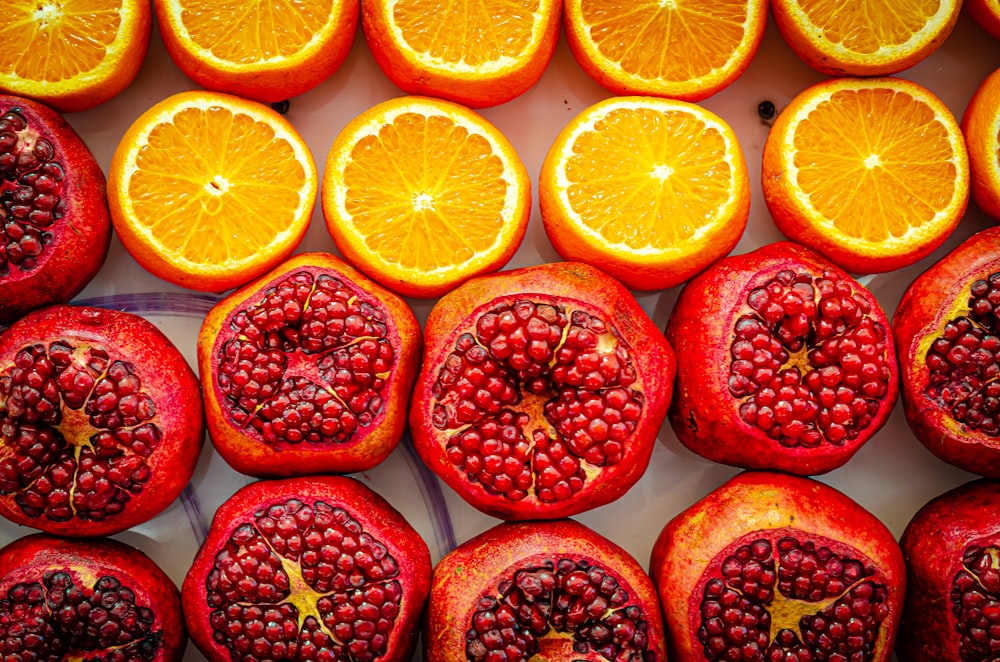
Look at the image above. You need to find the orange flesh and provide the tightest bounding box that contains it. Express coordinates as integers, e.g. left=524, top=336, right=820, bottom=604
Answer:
left=795, top=0, right=945, bottom=52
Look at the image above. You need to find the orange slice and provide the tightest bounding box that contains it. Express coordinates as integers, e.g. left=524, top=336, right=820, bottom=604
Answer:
left=968, top=0, right=1000, bottom=40
left=361, top=0, right=562, bottom=108
left=154, top=0, right=358, bottom=103
left=563, top=0, right=768, bottom=101
left=0, top=0, right=152, bottom=113
left=539, top=96, right=750, bottom=291
left=321, top=96, right=531, bottom=299
left=108, top=90, right=318, bottom=293
left=762, top=77, right=969, bottom=275
left=963, top=67, right=1000, bottom=221
left=771, top=0, right=962, bottom=76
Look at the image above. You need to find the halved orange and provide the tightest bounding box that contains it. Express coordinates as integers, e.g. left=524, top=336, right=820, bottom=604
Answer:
left=762, top=77, right=969, bottom=275
left=963, top=66, right=1000, bottom=221
left=539, top=96, right=750, bottom=291
left=563, top=0, right=768, bottom=101
left=772, top=0, right=962, bottom=76
left=321, top=96, right=531, bottom=299
left=154, top=0, right=359, bottom=104
left=361, top=0, right=562, bottom=108
left=108, top=90, right=318, bottom=293
left=969, top=0, right=1000, bottom=40
left=0, top=0, right=152, bottom=113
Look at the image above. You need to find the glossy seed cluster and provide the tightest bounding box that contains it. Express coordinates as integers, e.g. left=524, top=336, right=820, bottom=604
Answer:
left=951, top=544, right=1000, bottom=659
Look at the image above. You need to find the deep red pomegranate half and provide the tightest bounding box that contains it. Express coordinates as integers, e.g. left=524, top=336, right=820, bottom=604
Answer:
left=650, top=470, right=906, bottom=662
left=665, top=241, right=898, bottom=475
left=409, top=261, right=676, bottom=520
left=0, top=532, right=186, bottom=662
left=182, top=475, right=432, bottom=662
left=198, top=252, right=422, bottom=477
left=0, top=304, right=204, bottom=537
left=897, top=478, right=1000, bottom=661
left=0, top=95, right=111, bottom=325
left=426, top=518, right=667, bottom=661
left=892, top=226, right=1000, bottom=478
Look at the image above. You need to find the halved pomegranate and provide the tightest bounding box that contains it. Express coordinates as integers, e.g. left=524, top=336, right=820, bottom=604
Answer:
left=665, top=241, right=898, bottom=475
left=0, top=304, right=204, bottom=537
left=0, top=532, right=186, bottom=662
left=651, top=470, right=906, bottom=661
left=893, top=226, right=1000, bottom=477
left=197, top=252, right=422, bottom=477
left=425, top=518, right=667, bottom=661
left=0, top=95, right=111, bottom=325
left=182, top=475, right=432, bottom=662
left=409, top=261, right=675, bottom=520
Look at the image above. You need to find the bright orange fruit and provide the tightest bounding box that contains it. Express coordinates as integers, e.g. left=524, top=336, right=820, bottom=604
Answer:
left=154, top=0, right=359, bottom=103
left=771, top=0, right=962, bottom=76
left=963, top=66, right=1000, bottom=221
left=0, top=0, right=152, bottom=113
left=968, top=0, right=1000, bottom=40
left=540, top=96, right=750, bottom=291
left=563, top=0, right=768, bottom=101
left=321, top=96, right=531, bottom=298
left=762, top=77, right=969, bottom=275
left=361, top=0, right=562, bottom=108
left=108, top=91, right=318, bottom=293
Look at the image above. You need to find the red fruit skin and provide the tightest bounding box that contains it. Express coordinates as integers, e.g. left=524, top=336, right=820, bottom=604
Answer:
left=425, top=518, right=668, bottom=661
left=665, top=241, right=899, bottom=475
left=0, top=95, right=111, bottom=325
left=893, top=226, right=1000, bottom=477
left=650, top=470, right=906, bottom=662
left=197, top=252, right=422, bottom=477
left=182, top=475, right=432, bottom=662
left=0, top=533, right=186, bottom=662
left=0, top=304, right=204, bottom=537
left=897, top=479, right=1000, bottom=661
left=409, top=261, right=676, bottom=520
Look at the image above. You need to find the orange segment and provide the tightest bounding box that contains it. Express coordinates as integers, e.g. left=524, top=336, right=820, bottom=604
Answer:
left=563, top=0, right=768, bottom=101
left=968, top=0, right=1000, bottom=40
left=772, top=0, right=961, bottom=76
left=0, top=0, right=151, bottom=112
left=154, top=0, right=358, bottom=103
left=321, top=96, right=531, bottom=298
left=361, top=0, right=562, bottom=107
left=108, top=90, right=317, bottom=293
left=963, top=67, right=1000, bottom=221
left=762, top=77, right=969, bottom=275
left=539, top=96, right=750, bottom=291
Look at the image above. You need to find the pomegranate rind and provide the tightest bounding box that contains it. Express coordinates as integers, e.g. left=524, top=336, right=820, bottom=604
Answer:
left=665, top=240, right=899, bottom=475
left=0, top=304, right=204, bottom=537
left=409, top=261, right=676, bottom=520
left=0, top=533, right=186, bottom=662
left=650, top=470, right=906, bottom=662
left=197, top=251, right=422, bottom=477
left=181, top=475, right=432, bottom=662
left=897, top=478, right=1000, bottom=661
left=893, top=226, right=1000, bottom=477
left=425, top=518, right=668, bottom=661
left=0, top=95, right=111, bottom=325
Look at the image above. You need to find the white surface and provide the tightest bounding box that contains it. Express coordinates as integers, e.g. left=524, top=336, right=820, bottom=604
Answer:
left=1, top=7, right=1000, bottom=661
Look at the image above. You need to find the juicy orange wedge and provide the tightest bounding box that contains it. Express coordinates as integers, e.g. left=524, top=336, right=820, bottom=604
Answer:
left=109, top=90, right=318, bottom=293
left=321, top=96, right=531, bottom=299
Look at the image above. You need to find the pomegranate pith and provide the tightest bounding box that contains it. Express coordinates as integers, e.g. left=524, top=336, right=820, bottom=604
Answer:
left=182, top=475, right=432, bottom=662
left=198, top=252, right=422, bottom=477
left=410, top=261, right=675, bottom=520
left=666, top=241, right=898, bottom=475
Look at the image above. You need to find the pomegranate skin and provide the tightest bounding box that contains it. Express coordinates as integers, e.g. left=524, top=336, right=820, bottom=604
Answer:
left=197, top=252, right=422, bottom=477
left=0, top=533, right=186, bottom=662
left=409, top=261, right=676, bottom=520
left=182, top=475, right=432, bottom=662
left=0, top=95, right=111, bottom=325
left=651, top=470, right=906, bottom=662
left=0, top=304, right=204, bottom=537
left=897, top=479, right=1000, bottom=661
left=665, top=240, right=899, bottom=475
left=893, top=226, right=1000, bottom=478
left=425, top=518, right=668, bottom=661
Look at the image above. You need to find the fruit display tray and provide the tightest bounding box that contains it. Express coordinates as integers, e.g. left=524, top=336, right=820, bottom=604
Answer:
left=2, top=9, right=1000, bottom=662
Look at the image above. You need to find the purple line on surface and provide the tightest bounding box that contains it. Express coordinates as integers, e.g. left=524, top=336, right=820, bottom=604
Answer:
left=400, top=433, right=458, bottom=556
